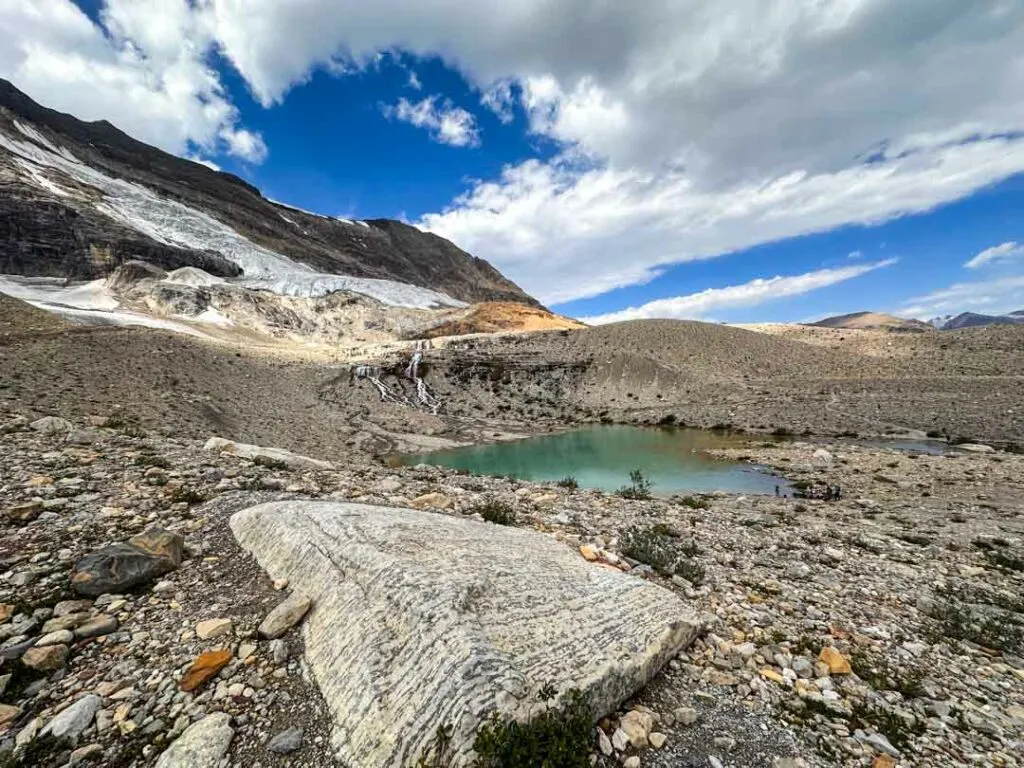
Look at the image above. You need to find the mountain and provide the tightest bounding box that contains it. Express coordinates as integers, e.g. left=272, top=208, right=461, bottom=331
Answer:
left=933, top=311, right=1024, bottom=330
left=808, top=311, right=933, bottom=332
left=0, top=79, right=537, bottom=309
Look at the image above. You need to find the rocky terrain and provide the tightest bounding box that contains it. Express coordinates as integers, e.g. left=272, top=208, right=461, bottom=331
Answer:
left=807, top=313, right=933, bottom=333
left=931, top=311, right=1024, bottom=331
left=0, top=403, right=1021, bottom=767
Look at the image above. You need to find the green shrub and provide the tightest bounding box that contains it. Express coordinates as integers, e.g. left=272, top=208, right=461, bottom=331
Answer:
left=472, top=689, right=592, bottom=768
left=616, top=469, right=652, bottom=500
left=168, top=487, right=206, bottom=506
left=619, top=525, right=704, bottom=583
left=679, top=495, right=710, bottom=510
left=134, top=453, right=170, bottom=469
left=477, top=500, right=517, bottom=526
left=556, top=476, right=579, bottom=490
left=253, top=455, right=290, bottom=470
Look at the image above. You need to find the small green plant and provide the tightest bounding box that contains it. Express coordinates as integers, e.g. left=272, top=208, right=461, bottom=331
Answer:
left=168, top=487, right=206, bottom=506
left=619, top=525, right=704, bottom=583
left=772, top=427, right=794, bottom=437
left=984, top=548, right=1024, bottom=573
left=476, top=500, right=517, bottom=526
left=556, top=476, right=579, bottom=490
left=253, top=455, right=290, bottom=470
left=134, top=453, right=170, bottom=469
left=657, top=414, right=677, bottom=426
left=679, top=495, right=711, bottom=510
left=416, top=724, right=455, bottom=768
left=850, top=649, right=927, bottom=698
left=472, top=689, right=592, bottom=768
left=850, top=702, right=925, bottom=753
left=616, top=469, right=652, bottom=500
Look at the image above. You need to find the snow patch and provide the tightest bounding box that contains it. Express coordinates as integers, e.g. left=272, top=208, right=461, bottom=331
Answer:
left=164, top=267, right=226, bottom=288
left=193, top=307, right=234, bottom=327
left=14, top=158, right=69, bottom=197
left=0, top=275, right=119, bottom=311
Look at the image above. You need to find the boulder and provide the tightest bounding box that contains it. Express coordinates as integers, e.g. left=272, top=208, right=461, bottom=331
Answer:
left=179, top=649, right=232, bottom=692
left=155, top=712, right=233, bottom=768
left=957, top=443, right=995, bottom=454
left=71, top=528, right=183, bottom=596
left=30, top=416, right=74, bottom=435
left=41, top=695, right=100, bottom=740
left=230, top=501, right=699, bottom=767
left=21, top=644, right=69, bottom=671
left=258, top=594, right=311, bottom=639
left=203, top=437, right=333, bottom=471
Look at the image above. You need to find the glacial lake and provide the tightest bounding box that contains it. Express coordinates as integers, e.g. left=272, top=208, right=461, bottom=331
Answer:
left=400, top=425, right=788, bottom=496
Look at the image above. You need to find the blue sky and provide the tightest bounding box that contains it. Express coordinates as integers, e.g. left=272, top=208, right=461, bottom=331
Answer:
left=5, top=1, right=1024, bottom=323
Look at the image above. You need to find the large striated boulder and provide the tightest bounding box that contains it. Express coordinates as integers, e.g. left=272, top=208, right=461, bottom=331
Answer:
left=230, top=501, right=699, bottom=767
left=203, top=437, right=334, bottom=471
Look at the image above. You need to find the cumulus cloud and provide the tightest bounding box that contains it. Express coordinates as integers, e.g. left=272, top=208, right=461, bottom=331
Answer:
left=407, top=71, right=422, bottom=90
left=421, top=138, right=1024, bottom=304
left=964, top=241, right=1024, bottom=269
left=582, top=259, right=896, bottom=325
left=382, top=96, right=480, bottom=147
left=5, top=1, right=1024, bottom=307
left=899, top=275, right=1024, bottom=318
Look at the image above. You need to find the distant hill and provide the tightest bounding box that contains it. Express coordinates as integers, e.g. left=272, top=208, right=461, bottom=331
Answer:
left=933, top=311, right=1024, bottom=330
left=808, top=311, right=933, bottom=332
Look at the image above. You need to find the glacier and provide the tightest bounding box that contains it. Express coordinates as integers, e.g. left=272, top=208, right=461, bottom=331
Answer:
left=0, top=124, right=466, bottom=311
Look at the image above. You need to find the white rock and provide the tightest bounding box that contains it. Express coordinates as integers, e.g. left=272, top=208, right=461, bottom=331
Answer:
left=30, top=416, right=74, bottom=435
left=230, top=501, right=698, bottom=767
left=155, top=712, right=234, bottom=768
left=195, top=618, right=232, bottom=640
left=957, top=443, right=995, bottom=453
left=41, top=695, right=100, bottom=740
left=258, top=593, right=312, bottom=639
left=203, top=437, right=333, bottom=470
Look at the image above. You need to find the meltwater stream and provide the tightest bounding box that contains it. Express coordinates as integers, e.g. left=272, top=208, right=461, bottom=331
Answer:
left=401, top=425, right=789, bottom=496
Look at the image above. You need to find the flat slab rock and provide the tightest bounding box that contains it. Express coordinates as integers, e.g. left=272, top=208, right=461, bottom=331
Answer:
left=230, top=501, right=699, bottom=767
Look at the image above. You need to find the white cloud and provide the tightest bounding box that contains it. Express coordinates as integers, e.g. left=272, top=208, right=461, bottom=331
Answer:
left=382, top=96, right=480, bottom=147
left=407, top=71, right=422, bottom=90
left=5, top=1, right=1024, bottom=308
left=186, top=155, right=221, bottom=171
left=899, top=275, right=1024, bottom=319
left=964, top=241, right=1024, bottom=269
left=0, top=0, right=265, bottom=163
left=582, top=259, right=896, bottom=325
left=421, top=137, right=1024, bottom=304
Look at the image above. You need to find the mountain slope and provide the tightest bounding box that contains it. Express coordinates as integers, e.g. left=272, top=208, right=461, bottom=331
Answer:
left=809, top=311, right=933, bottom=332
left=934, top=311, right=1024, bottom=330
left=0, top=79, right=537, bottom=307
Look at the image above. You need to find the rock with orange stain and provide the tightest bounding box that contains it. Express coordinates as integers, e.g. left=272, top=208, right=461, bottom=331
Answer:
left=818, top=646, right=852, bottom=675
left=179, top=649, right=232, bottom=692
left=872, top=756, right=897, bottom=768
left=579, top=545, right=599, bottom=561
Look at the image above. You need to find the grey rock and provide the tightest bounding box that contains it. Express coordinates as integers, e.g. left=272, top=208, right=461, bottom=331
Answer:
left=41, top=694, right=100, bottom=740
left=71, top=528, right=183, bottom=596
left=267, top=726, right=304, bottom=754
left=204, top=437, right=334, bottom=471
left=30, top=416, right=74, bottom=435
left=74, top=615, right=118, bottom=640
left=155, top=712, right=234, bottom=768
left=258, top=593, right=312, bottom=640
left=231, top=501, right=699, bottom=767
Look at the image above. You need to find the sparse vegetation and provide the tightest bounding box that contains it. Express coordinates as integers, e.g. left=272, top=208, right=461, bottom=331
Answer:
left=134, top=453, right=170, bottom=468
left=253, top=455, right=290, bottom=470
left=616, top=469, right=652, bottom=500
left=476, top=500, right=518, bottom=526
left=168, top=487, right=206, bottom=506
left=678, top=494, right=711, bottom=510
left=556, top=476, right=579, bottom=489
left=850, top=701, right=925, bottom=753
left=472, top=689, right=592, bottom=768
left=619, top=524, right=704, bottom=584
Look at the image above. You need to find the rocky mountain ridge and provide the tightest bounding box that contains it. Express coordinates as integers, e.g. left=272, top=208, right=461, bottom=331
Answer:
left=928, top=310, right=1024, bottom=330
left=0, top=78, right=537, bottom=309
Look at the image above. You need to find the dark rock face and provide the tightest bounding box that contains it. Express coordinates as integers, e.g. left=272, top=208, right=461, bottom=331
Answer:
left=0, top=79, right=538, bottom=307
left=71, top=527, right=184, bottom=596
